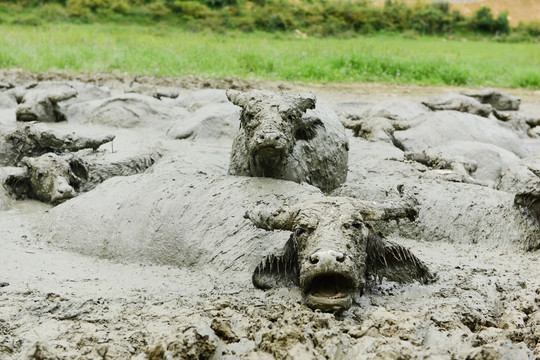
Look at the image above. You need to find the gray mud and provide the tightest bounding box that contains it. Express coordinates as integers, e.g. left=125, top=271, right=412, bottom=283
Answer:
left=1, top=72, right=540, bottom=359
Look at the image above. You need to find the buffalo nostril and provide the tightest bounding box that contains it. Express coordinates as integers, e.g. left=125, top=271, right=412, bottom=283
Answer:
left=310, top=254, right=319, bottom=264
left=336, top=253, right=345, bottom=263
left=274, top=134, right=281, bottom=141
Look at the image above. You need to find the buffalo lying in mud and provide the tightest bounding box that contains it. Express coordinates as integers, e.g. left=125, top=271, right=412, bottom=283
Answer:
left=460, top=88, right=521, bottom=111
left=38, top=173, right=432, bottom=312
left=422, top=93, right=510, bottom=120
left=5, top=150, right=161, bottom=205
left=9, top=81, right=111, bottom=123
left=227, top=89, right=349, bottom=192
left=248, top=197, right=434, bottom=312
left=14, top=83, right=76, bottom=122
left=0, top=123, right=114, bottom=167
left=0, top=123, right=159, bottom=205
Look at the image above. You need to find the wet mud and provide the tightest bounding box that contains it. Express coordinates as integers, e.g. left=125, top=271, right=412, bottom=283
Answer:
left=1, top=71, right=540, bottom=359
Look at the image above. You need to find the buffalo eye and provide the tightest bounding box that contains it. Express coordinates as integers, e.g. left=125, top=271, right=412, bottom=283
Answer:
left=294, top=228, right=306, bottom=237
left=351, top=221, right=362, bottom=230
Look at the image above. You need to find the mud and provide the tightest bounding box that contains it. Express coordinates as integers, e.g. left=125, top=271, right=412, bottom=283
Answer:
left=1, top=72, right=540, bottom=359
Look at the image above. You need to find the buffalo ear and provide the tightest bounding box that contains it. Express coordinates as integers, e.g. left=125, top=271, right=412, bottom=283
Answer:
left=295, top=116, right=325, bottom=141
left=366, top=232, right=435, bottom=285
left=68, top=157, right=89, bottom=189
left=253, top=236, right=299, bottom=289
left=515, top=190, right=540, bottom=224
left=48, top=89, right=77, bottom=104
left=4, top=172, right=32, bottom=200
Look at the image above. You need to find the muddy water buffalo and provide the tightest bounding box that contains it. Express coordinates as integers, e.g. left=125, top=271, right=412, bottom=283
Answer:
left=15, top=84, right=77, bottom=122
left=5, top=150, right=161, bottom=205
left=422, top=93, right=494, bottom=118
left=0, top=123, right=115, bottom=167
left=227, top=90, right=349, bottom=192
left=248, top=197, right=433, bottom=312
left=38, top=171, right=432, bottom=311
left=460, top=88, right=521, bottom=111
left=10, top=81, right=112, bottom=122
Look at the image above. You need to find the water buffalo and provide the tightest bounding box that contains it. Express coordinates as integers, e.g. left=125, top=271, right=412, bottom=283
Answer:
left=422, top=93, right=511, bottom=120
left=422, top=93, right=494, bottom=118
left=0, top=123, right=114, bottom=167
left=5, top=150, right=161, bottom=205
left=460, top=88, right=521, bottom=111
left=227, top=89, right=349, bottom=193
left=11, top=81, right=112, bottom=122
left=247, top=197, right=434, bottom=312
left=14, top=83, right=77, bottom=122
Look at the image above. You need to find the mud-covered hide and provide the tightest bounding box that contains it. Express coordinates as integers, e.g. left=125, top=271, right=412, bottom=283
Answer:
left=38, top=174, right=323, bottom=281
left=22, top=81, right=112, bottom=104
left=422, top=93, right=493, bottom=118
left=174, top=89, right=230, bottom=111
left=461, top=88, right=521, bottom=111
left=247, top=197, right=433, bottom=312
left=227, top=90, right=349, bottom=193
left=405, top=150, right=479, bottom=184
left=12, top=81, right=111, bottom=123
left=498, top=154, right=540, bottom=194
left=524, top=115, right=540, bottom=134
left=65, top=93, right=188, bottom=128
left=166, top=103, right=240, bottom=141
left=336, top=137, right=540, bottom=250
left=76, top=149, right=162, bottom=193
left=358, top=99, right=428, bottom=122
left=345, top=116, right=410, bottom=147
left=342, top=99, right=428, bottom=147
left=0, top=82, right=17, bottom=108
left=124, top=85, right=179, bottom=100
left=4, top=149, right=160, bottom=205
left=405, top=142, right=520, bottom=187
left=0, top=123, right=115, bottom=167
left=334, top=179, right=540, bottom=251
left=14, top=83, right=76, bottom=122
left=497, top=154, right=540, bottom=226
left=0, top=167, right=19, bottom=210
left=394, top=111, right=529, bottom=158
left=0, top=82, right=14, bottom=90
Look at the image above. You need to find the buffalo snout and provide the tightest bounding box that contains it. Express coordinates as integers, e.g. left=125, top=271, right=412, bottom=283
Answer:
left=309, top=249, right=345, bottom=265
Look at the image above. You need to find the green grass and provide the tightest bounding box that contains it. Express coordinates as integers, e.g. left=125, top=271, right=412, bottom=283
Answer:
left=1, top=23, right=540, bottom=88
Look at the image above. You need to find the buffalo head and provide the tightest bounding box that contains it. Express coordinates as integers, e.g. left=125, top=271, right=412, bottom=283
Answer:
left=5, top=153, right=88, bottom=205
left=15, top=84, right=77, bottom=123
left=247, top=197, right=434, bottom=312
left=226, top=89, right=323, bottom=178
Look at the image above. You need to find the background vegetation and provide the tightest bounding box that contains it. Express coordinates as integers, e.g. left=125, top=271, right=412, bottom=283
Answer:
left=1, top=0, right=540, bottom=40
left=2, top=23, right=540, bottom=88
left=0, top=1, right=539, bottom=88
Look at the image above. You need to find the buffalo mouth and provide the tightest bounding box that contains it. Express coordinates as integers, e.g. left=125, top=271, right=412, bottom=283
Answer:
left=303, top=273, right=357, bottom=312
left=16, top=113, right=37, bottom=122
left=251, top=147, right=287, bottom=177
left=254, top=146, right=287, bottom=160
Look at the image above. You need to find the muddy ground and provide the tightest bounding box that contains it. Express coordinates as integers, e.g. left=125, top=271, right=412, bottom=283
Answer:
left=1, top=69, right=540, bottom=359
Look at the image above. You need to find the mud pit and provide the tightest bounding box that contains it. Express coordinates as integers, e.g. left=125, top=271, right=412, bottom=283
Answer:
left=1, top=70, right=540, bottom=359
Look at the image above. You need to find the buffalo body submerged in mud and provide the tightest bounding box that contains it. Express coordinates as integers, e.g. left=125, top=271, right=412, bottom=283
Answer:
left=248, top=197, right=434, bottom=312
